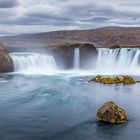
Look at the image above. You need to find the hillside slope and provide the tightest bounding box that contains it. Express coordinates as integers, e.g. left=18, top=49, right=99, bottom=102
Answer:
left=0, top=26, right=140, bottom=51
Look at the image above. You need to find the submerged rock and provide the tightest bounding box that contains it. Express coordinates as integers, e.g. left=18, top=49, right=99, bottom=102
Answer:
left=97, top=101, right=128, bottom=124
left=0, top=43, right=13, bottom=72
left=89, top=75, right=136, bottom=85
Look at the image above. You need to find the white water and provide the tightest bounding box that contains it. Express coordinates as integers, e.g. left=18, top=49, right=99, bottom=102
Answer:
left=11, top=53, right=57, bottom=75
left=74, top=48, right=80, bottom=69
left=10, top=48, right=140, bottom=75
left=96, top=48, right=140, bottom=75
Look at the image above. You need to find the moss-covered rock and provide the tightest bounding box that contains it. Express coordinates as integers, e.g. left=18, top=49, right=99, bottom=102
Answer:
left=89, top=75, right=137, bottom=85
left=97, top=101, right=128, bottom=124
left=122, top=76, right=136, bottom=84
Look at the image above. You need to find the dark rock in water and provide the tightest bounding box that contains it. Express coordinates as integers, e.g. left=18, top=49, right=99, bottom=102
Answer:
left=97, top=101, right=128, bottom=124
left=50, top=42, right=97, bottom=69
left=89, top=75, right=137, bottom=85
left=0, top=43, right=13, bottom=72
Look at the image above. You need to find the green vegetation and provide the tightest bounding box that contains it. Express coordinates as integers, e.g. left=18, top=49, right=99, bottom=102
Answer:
left=90, top=75, right=137, bottom=85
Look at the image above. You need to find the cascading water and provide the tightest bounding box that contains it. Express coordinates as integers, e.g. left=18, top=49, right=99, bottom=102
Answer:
left=74, top=48, right=80, bottom=69
left=10, top=48, right=140, bottom=75
left=96, top=48, right=140, bottom=75
left=11, top=53, right=57, bottom=75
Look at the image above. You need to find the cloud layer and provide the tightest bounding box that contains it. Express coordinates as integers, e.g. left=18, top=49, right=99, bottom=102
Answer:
left=0, top=0, right=18, bottom=8
left=0, top=0, right=140, bottom=35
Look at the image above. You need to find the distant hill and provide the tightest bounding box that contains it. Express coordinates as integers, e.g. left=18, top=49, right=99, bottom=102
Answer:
left=0, top=26, right=140, bottom=51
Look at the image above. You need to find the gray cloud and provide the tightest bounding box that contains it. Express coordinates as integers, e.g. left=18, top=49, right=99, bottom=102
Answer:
left=0, top=0, right=19, bottom=8
left=0, top=0, right=140, bottom=35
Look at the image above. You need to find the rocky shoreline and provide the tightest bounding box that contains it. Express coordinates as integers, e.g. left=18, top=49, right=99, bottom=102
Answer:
left=0, top=43, right=13, bottom=72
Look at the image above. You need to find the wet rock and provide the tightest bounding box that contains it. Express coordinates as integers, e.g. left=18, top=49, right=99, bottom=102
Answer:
left=49, top=42, right=97, bottom=69
left=89, top=75, right=136, bottom=85
left=122, top=76, right=136, bottom=84
left=110, top=45, right=121, bottom=49
left=97, top=101, right=128, bottom=124
left=0, top=43, right=13, bottom=72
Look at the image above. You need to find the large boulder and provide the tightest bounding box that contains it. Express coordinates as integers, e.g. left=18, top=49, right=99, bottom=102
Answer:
left=0, top=43, right=13, bottom=72
left=49, top=42, right=98, bottom=69
left=97, top=101, right=128, bottom=124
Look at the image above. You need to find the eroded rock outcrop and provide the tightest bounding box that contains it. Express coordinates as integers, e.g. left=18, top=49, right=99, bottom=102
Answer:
left=49, top=42, right=98, bottom=69
left=0, top=43, right=13, bottom=72
left=97, top=101, right=128, bottom=124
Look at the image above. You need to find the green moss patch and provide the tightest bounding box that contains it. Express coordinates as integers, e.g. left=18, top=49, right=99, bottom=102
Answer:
left=89, top=75, right=138, bottom=85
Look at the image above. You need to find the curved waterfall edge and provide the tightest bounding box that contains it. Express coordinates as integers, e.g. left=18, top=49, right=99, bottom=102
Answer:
left=10, top=48, right=140, bottom=75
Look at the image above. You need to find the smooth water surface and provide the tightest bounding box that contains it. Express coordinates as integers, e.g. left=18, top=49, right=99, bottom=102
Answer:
left=0, top=74, right=140, bottom=140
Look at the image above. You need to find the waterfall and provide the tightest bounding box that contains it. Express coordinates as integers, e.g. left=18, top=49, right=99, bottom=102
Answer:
left=74, top=48, right=80, bottom=69
left=96, top=48, right=140, bottom=74
left=11, top=53, right=57, bottom=75
left=10, top=48, right=140, bottom=75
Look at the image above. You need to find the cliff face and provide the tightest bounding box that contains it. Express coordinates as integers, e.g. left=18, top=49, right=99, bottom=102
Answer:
left=0, top=43, right=13, bottom=72
left=0, top=26, right=140, bottom=51
left=50, top=43, right=98, bottom=69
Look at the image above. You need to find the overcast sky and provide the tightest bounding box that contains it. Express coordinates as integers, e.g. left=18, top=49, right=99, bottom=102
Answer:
left=0, top=0, right=140, bottom=35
